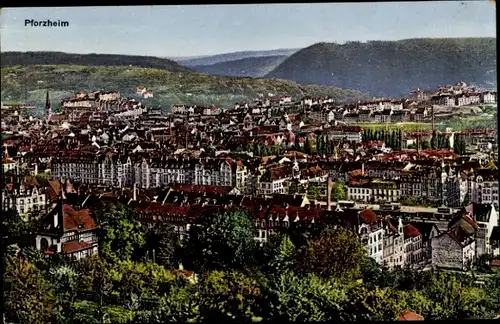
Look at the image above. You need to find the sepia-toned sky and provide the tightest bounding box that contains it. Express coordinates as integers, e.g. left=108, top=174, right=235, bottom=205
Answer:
left=0, top=2, right=496, bottom=57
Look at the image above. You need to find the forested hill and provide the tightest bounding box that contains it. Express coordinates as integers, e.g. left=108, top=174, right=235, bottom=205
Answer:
left=266, top=38, right=497, bottom=97
left=192, top=55, right=288, bottom=78
left=1, top=51, right=192, bottom=72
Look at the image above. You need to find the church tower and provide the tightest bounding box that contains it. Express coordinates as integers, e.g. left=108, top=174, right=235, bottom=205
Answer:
left=45, top=90, right=52, bottom=120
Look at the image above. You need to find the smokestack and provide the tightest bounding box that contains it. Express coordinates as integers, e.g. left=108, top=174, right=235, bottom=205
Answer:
left=327, top=176, right=333, bottom=211
left=133, top=182, right=137, bottom=201
left=34, top=163, right=38, bottom=176
left=361, top=163, right=365, bottom=176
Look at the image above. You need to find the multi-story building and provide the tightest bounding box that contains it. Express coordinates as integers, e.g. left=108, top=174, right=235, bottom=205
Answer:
left=259, top=165, right=293, bottom=195
left=468, top=168, right=499, bottom=209
left=324, top=125, right=363, bottom=143
left=403, top=224, right=424, bottom=267
left=347, top=178, right=400, bottom=203
left=2, top=175, right=47, bottom=216
left=382, top=216, right=405, bottom=268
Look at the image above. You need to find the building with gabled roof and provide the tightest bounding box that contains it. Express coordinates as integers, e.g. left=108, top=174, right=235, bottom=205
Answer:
left=431, top=214, right=477, bottom=270
left=35, top=196, right=99, bottom=260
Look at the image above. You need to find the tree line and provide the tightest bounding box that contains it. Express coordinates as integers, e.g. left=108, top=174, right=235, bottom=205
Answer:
left=3, top=203, right=500, bottom=323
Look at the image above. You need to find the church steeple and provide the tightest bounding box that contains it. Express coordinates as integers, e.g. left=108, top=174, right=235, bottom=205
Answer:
left=45, top=90, right=52, bottom=118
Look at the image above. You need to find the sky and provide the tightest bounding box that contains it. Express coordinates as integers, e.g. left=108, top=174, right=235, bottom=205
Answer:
left=0, top=2, right=496, bottom=58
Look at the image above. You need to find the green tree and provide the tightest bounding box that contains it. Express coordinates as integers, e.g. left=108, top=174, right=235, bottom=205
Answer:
left=143, top=223, right=180, bottom=268
left=331, top=183, right=346, bottom=201
left=92, top=202, right=146, bottom=261
left=136, top=284, right=200, bottom=322
left=345, top=285, right=406, bottom=321
left=268, top=234, right=297, bottom=274
left=118, top=263, right=145, bottom=310
left=50, top=264, right=79, bottom=323
left=421, top=140, right=430, bottom=150
left=298, top=227, right=365, bottom=281
left=261, top=271, right=348, bottom=321
left=197, top=270, right=262, bottom=321
left=2, top=209, right=33, bottom=247
left=288, top=179, right=300, bottom=195
left=185, top=210, right=256, bottom=272
left=307, top=182, right=322, bottom=199
left=431, top=131, right=438, bottom=149
left=4, top=256, right=55, bottom=324
left=304, top=136, right=312, bottom=155
left=421, top=271, right=487, bottom=319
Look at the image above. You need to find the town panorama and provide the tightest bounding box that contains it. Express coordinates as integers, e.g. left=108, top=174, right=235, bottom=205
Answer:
left=2, top=3, right=499, bottom=323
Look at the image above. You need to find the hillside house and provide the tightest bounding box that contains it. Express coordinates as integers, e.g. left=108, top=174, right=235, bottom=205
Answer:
left=36, top=199, right=99, bottom=260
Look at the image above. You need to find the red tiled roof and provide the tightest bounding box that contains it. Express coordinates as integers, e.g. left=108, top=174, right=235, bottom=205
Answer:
left=63, top=205, right=97, bottom=232
left=62, top=241, right=92, bottom=254
left=359, top=209, right=379, bottom=224
left=403, top=224, right=421, bottom=239
left=170, top=184, right=233, bottom=195
left=399, top=310, right=424, bottom=321
left=490, top=259, right=500, bottom=267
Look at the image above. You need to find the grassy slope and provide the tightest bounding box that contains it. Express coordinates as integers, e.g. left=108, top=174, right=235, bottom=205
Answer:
left=266, top=38, right=497, bottom=97
left=1, top=65, right=369, bottom=110
left=192, top=55, right=288, bottom=78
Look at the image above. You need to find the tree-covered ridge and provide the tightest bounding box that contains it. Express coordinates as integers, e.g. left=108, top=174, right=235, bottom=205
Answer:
left=192, top=55, right=289, bottom=78
left=0, top=51, right=192, bottom=72
left=266, top=37, right=497, bottom=97
left=3, top=203, right=500, bottom=323
left=0, top=65, right=369, bottom=109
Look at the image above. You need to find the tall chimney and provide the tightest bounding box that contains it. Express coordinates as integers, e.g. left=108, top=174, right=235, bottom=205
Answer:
left=361, top=163, right=365, bottom=176
left=327, top=176, right=333, bottom=211
left=34, top=163, right=38, bottom=176
left=133, top=182, right=137, bottom=201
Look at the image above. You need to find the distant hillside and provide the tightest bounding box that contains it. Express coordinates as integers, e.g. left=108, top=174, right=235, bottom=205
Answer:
left=1, top=65, right=369, bottom=110
left=192, top=55, right=288, bottom=78
left=1, top=51, right=191, bottom=72
left=266, top=38, right=497, bottom=97
left=176, top=48, right=299, bottom=67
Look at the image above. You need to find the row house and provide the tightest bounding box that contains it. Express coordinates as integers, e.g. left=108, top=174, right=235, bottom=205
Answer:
left=347, top=178, right=400, bottom=203
left=51, top=154, right=100, bottom=184
left=260, top=165, right=293, bottom=195
left=194, top=158, right=235, bottom=187
left=364, top=161, right=410, bottom=180
left=456, top=93, right=481, bottom=106
left=400, top=165, right=448, bottom=204
left=391, top=110, right=410, bottom=122
left=324, top=125, right=363, bottom=143
left=382, top=216, right=405, bottom=268
left=3, top=175, right=47, bottom=216
left=403, top=224, right=424, bottom=267
left=317, top=161, right=364, bottom=184
left=411, top=107, right=428, bottom=122
left=467, top=168, right=499, bottom=209
left=481, top=91, right=497, bottom=104
left=372, top=109, right=392, bottom=123
left=463, top=203, right=499, bottom=256
left=308, top=110, right=335, bottom=123
left=409, top=221, right=440, bottom=266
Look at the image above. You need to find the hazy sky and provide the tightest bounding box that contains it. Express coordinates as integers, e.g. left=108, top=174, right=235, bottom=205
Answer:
left=0, top=2, right=496, bottom=57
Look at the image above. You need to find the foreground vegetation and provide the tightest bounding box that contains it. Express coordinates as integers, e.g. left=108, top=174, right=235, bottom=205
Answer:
left=3, top=202, right=500, bottom=323
left=0, top=64, right=368, bottom=110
